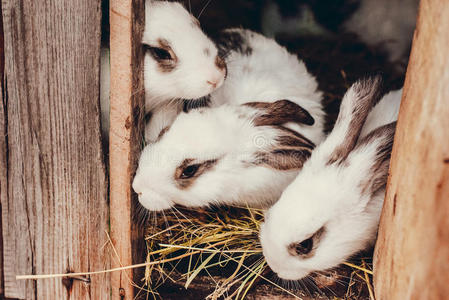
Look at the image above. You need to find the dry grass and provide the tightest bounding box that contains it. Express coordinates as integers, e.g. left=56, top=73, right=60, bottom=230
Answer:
left=142, top=206, right=375, bottom=299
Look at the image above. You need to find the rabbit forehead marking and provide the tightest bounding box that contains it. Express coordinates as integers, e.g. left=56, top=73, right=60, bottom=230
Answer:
left=174, top=158, right=220, bottom=189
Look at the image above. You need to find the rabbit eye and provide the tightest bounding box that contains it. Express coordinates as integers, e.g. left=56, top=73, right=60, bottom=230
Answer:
left=147, top=46, right=173, bottom=61
left=293, top=238, right=313, bottom=255
left=181, top=164, right=200, bottom=179
left=175, top=158, right=219, bottom=189
left=288, top=226, right=326, bottom=258
left=144, top=39, right=178, bottom=72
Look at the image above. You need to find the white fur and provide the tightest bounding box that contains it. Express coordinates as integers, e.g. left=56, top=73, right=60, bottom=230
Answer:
left=145, top=101, right=183, bottom=143
left=343, top=0, right=419, bottom=66
left=211, top=29, right=325, bottom=142
left=143, top=0, right=226, bottom=141
left=260, top=83, right=402, bottom=280
left=134, top=29, right=325, bottom=211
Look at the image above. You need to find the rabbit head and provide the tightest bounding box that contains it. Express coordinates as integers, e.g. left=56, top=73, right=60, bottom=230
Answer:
left=133, top=99, right=318, bottom=211
left=143, top=1, right=227, bottom=105
left=260, top=77, right=397, bottom=280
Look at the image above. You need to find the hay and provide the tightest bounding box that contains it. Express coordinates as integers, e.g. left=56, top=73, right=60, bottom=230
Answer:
left=143, top=206, right=375, bottom=299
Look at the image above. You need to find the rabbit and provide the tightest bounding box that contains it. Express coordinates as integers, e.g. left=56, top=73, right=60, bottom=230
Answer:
left=134, top=29, right=326, bottom=211
left=133, top=97, right=325, bottom=212
left=259, top=77, right=401, bottom=281
left=143, top=1, right=227, bottom=103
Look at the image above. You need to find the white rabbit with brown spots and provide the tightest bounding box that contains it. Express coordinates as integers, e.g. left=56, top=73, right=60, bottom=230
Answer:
left=133, top=99, right=322, bottom=211
left=260, top=77, right=400, bottom=280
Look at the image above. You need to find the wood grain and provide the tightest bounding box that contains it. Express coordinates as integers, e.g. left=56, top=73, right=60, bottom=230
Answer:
left=109, top=0, right=145, bottom=299
left=1, top=0, right=109, bottom=299
left=0, top=0, right=5, bottom=295
left=374, top=0, right=449, bottom=299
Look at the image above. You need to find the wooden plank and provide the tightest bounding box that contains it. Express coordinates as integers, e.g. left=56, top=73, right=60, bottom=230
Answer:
left=374, top=0, right=449, bottom=298
left=1, top=0, right=109, bottom=299
left=0, top=86, right=4, bottom=298
left=109, top=0, right=145, bottom=298
left=0, top=0, right=5, bottom=295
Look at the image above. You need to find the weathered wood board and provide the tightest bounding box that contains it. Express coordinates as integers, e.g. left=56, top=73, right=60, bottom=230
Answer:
left=0, top=1, right=5, bottom=295
left=374, top=0, right=449, bottom=299
left=0, top=0, right=109, bottom=299
left=109, top=0, right=146, bottom=298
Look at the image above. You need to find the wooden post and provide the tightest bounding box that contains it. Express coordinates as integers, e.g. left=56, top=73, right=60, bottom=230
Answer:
left=109, top=0, right=145, bottom=299
left=374, top=0, right=449, bottom=298
left=0, top=0, right=109, bottom=299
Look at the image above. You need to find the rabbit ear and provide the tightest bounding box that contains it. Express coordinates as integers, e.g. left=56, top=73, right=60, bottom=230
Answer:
left=326, top=76, right=383, bottom=165
left=240, top=100, right=315, bottom=170
left=356, top=122, right=396, bottom=196
left=251, top=126, right=315, bottom=170
left=244, top=100, right=315, bottom=127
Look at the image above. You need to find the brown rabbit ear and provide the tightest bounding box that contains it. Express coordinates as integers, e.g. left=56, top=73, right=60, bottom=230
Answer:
left=244, top=100, right=315, bottom=127
left=327, top=76, right=383, bottom=166
left=252, top=126, right=315, bottom=170
left=356, top=122, right=396, bottom=196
